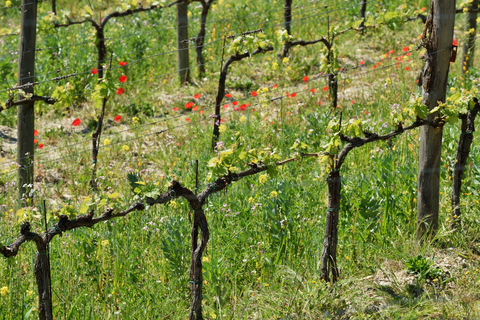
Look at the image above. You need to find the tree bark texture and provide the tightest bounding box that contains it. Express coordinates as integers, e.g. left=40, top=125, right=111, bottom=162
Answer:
left=320, top=170, right=340, bottom=282
left=281, top=0, right=292, bottom=57
left=170, top=181, right=209, bottom=320
left=95, top=27, right=107, bottom=80
left=17, top=0, right=37, bottom=203
left=451, top=102, right=479, bottom=224
left=461, top=0, right=478, bottom=73
left=211, top=46, right=273, bottom=149
left=319, top=119, right=426, bottom=282
left=13, top=222, right=53, bottom=320
left=417, top=0, right=455, bottom=241
left=194, top=1, right=213, bottom=77
left=359, top=0, right=367, bottom=30
left=177, top=1, right=191, bottom=85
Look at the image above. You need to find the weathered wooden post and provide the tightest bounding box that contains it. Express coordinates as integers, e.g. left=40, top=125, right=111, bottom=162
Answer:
left=177, top=1, right=191, bottom=85
left=17, top=0, right=38, bottom=204
left=416, top=0, right=455, bottom=240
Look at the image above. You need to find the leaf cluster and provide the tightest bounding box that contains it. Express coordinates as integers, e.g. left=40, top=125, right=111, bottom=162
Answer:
left=127, top=171, right=163, bottom=199
left=405, top=254, right=444, bottom=281
left=206, top=143, right=282, bottom=181
left=433, top=86, right=479, bottom=124
left=227, top=33, right=271, bottom=56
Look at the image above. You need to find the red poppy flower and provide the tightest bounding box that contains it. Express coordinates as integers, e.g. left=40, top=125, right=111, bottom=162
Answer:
left=114, top=115, right=121, bottom=122
left=34, top=139, right=38, bottom=144
left=453, top=39, right=458, bottom=46
left=72, top=119, right=81, bottom=126
left=38, top=143, right=44, bottom=149
left=251, top=91, right=258, bottom=97
left=221, top=118, right=225, bottom=122
left=234, top=107, right=239, bottom=111
left=373, top=65, right=377, bottom=69
left=421, top=7, right=426, bottom=11
left=406, top=52, right=411, bottom=56
left=116, top=88, right=125, bottom=95
left=119, top=75, right=127, bottom=83
left=232, top=101, right=239, bottom=106
left=34, top=129, right=38, bottom=136
left=119, top=61, right=127, bottom=66
left=192, top=106, right=199, bottom=111
left=194, top=93, right=201, bottom=99
left=91, top=68, right=98, bottom=75
left=240, top=104, right=247, bottom=111
left=310, top=88, right=315, bottom=93
left=323, top=86, right=328, bottom=91
left=252, top=108, right=256, bottom=112
left=223, top=104, right=229, bottom=109
left=388, top=50, right=394, bottom=54
left=185, top=102, right=194, bottom=108
left=303, top=76, right=309, bottom=82
left=402, top=46, right=409, bottom=52
left=365, top=111, right=369, bottom=115
left=272, top=84, right=278, bottom=89
left=173, top=107, right=179, bottom=111
left=290, top=93, right=297, bottom=97
left=186, top=118, right=191, bottom=122
left=360, top=60, right=364, bottom=65
left=225, top=93, right=232, bottom=98
left=406, top=66, right=410, bottom=71
left=200, top=110, right=204, bottom=114
left=351, top=100, right=355, bottom=104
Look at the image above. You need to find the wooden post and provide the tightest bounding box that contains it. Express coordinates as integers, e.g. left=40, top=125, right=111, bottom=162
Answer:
left=17, top=0, right=38, bottom=204
left=416, top=0, right=455, bottom=241
left=177, top=1, right=190, bottom=85
left=461, top=0, right=478, bottom=73
left=52, top=0, right=56, bottom=15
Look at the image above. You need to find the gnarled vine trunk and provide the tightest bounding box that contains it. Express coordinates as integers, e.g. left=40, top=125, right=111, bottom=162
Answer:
left=451, top=101, right=479, bottom=225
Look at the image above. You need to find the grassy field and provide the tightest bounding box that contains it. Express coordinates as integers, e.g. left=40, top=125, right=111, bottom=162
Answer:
left=1, top=0, right=480, bottom=319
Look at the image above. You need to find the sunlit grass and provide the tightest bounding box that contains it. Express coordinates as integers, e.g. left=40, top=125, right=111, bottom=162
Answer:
left=0, top=0, right=480, bottom=319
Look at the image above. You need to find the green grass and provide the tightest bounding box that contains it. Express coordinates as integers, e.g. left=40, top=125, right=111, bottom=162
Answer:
left=1, top=0, right=480, bottom=319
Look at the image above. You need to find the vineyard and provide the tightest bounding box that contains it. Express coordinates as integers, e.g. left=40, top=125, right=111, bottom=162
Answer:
left=1, top=0, right=480, bottom=319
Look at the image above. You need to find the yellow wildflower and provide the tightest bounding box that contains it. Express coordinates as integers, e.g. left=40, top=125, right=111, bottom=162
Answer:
left=0, top=286, right=9, bottom=297
left=258, top=174, right=267, bottom=184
